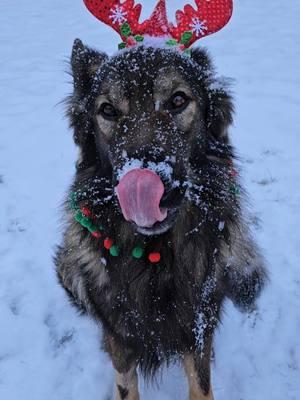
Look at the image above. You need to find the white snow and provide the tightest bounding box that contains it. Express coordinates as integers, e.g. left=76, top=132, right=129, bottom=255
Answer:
left=117, top=158, right=143, bottom=180
left=1, top=1, right=300, bottom=399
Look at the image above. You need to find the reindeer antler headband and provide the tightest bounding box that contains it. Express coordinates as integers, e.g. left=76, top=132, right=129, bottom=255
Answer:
left=83, top=0, right=233, bottom=52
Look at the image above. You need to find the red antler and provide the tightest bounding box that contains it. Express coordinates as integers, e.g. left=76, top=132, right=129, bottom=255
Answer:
left=83, top=0, right=143, bottom=37
left=139, top=0, right=170, bottom=37
left=170, top=0, right=233, bottom=46
left=83, top=0, right=233, bottom=48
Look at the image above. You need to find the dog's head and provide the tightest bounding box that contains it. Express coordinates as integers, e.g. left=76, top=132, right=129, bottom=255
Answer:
left=68, top=39, right=234, bottom=236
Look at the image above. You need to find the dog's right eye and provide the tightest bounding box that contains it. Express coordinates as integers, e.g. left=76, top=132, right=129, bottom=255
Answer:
left=98, top=103, right=119, bottom=120
left=166, top=92, right=190, bottom=114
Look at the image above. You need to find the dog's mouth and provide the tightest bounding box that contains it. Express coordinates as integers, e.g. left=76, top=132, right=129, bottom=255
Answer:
left=116, top=168, right=183, bottom=236
left=134, top=207, right=178, bottom=236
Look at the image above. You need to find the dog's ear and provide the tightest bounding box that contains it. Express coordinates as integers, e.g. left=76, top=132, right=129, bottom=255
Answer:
left=66, top=40, right=108, bottom=170
left=206, top=82, right=234, bottom=144
left=191, top=48, right=234, bottom=144
left=71, top=39, right=108, bottom=96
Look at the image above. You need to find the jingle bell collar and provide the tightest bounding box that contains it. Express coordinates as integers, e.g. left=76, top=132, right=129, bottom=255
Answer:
left=70, top=192, right=162, bottom=264
left=83, top=0, right=233, bottom=52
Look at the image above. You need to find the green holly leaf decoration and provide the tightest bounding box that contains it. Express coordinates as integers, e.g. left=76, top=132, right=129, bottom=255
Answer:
left=183, top=48, right=192, bottom=57
left=118, top=42, right=126, bottom=50
left=120, top=22, right=131, bottom=38
left=134, top=35, right=144, bottom=42
left=180, top=31, right=193, bottom=45
left=166, top=39, right=178, bottom=47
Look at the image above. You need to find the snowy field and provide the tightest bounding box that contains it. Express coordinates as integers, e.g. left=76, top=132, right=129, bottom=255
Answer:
left=1, top=0, right=300, bottom=399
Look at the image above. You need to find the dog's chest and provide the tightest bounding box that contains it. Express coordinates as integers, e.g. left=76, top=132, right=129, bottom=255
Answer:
left=90, top=257, right=200, bottom=342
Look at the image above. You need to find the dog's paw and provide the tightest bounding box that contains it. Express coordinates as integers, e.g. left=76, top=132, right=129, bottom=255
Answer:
left=224, top=261, right=268, bottom=312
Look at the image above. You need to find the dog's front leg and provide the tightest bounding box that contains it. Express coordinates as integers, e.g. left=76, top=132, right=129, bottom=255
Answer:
left=103, top=332, right=140, bottom=400
left=115, top=366, right=139, bottom=400
left=183, top=335, right=214, bottom=400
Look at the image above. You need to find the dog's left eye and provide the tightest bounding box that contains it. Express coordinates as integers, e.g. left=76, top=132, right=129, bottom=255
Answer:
left=98, top=103, right=119, bottom=120
left=167, top=92, right=190, bottom=113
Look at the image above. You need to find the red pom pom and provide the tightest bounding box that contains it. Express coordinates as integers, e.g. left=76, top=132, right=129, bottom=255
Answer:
left=81, top=206, right=92, bottom=217
left=230, top=169, right=238, bottom=177
left=92, top=231, right=102, bottom=239
left=104, top=238, right=114, bottom=250
left=148, top=252, right=161, bottom=263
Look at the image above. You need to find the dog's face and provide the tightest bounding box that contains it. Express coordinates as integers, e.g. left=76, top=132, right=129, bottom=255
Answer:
left=69, top=40, right=233, bottom=235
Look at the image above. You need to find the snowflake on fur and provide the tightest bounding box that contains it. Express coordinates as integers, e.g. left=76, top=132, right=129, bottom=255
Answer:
left=190, top=17, right=208, bottom=37
left=109, top=6, right=127, bottom=25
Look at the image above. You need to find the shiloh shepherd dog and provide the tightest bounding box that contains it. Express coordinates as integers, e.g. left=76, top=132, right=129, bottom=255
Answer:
left=55, top=39, right=267, bottom=399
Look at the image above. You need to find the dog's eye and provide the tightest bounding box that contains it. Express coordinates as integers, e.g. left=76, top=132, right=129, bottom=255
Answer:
left=167, top=92, right=189, bottom=113
left=98, top=103, right=119, bottom=120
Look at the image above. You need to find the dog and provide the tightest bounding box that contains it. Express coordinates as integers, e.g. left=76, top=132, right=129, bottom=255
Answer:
left=55, top=38, right=267, bottom=400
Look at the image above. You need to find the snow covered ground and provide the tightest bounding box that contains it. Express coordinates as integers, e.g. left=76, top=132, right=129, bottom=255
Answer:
left=0, top=0, right=299, bottom=399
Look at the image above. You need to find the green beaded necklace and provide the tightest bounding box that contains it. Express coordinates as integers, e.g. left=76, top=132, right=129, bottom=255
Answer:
left=70, top=192, right=161, bottom=264
left=70, top=163, right=239, bottom=265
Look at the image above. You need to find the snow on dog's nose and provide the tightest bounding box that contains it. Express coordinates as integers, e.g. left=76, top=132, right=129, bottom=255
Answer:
left=116, top=169, right=168, bottom=228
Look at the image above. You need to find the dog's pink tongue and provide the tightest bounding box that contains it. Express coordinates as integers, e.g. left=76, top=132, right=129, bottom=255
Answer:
left=116, top=169, right=167, bottom=228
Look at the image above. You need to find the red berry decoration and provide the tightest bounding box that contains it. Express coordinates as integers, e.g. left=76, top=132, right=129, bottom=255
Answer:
left=81, top=206, right=92, bottom=217
left=92, top=231, right=102, bottom=239
left=148, top=252, right=161, bottom=263
left=126, top=36, right=137, bottom=47
left=230, top=169, right=238, bottom=177
left=104, top=238, right=114, bottom=250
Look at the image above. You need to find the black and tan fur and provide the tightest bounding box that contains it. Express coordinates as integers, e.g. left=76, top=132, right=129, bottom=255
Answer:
left=55, top=39, right=267, bottom=400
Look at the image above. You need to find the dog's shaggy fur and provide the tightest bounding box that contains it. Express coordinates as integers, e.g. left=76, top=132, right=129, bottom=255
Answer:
left=55, top=39, right=267, bottom=399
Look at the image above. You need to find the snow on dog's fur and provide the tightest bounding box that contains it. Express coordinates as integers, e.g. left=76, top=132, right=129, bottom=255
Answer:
left=55, top=40, right=267, bottom=400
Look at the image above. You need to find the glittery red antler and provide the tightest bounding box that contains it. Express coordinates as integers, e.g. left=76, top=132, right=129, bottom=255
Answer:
left=138, top=0, right=170, bottom=37
left=170, top=0, right=233, bottom=46
left=83, top=0, right=172, bottom=47
left=83, top=0, right=233, bottom=49
left=83, top=0, right=143, bottom=38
